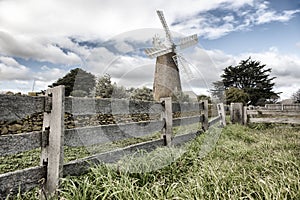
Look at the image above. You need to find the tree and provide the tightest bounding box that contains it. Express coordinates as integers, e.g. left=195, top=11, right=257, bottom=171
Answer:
left=197, top=94, right=212, bottom=103
left=218, top=57, right=279, bottom=105
left=130, top=87, right=154, bottom=101
left=292, top=89, right=300, bottom=103
left=210, top=81, right=225, bottom=103
left=95, top=74, right=129, bottom=99
left=49, top=68, right=96, bottom=96
left=172, top=91, right=192, bottom=102
left=70, top=90, right=88, bottom=97
left=111, top=84, right=129, bottom=99
left=95, top=74, right=114, bottom=98
left=225, top=87, right=249, bottom=105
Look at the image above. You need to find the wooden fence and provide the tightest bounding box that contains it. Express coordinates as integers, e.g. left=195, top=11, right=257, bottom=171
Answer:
left=265, top=104, right=300, bottom=111
left=230, top=103, right=300, bottom=125
left=0, top=86, right=226, bottom=199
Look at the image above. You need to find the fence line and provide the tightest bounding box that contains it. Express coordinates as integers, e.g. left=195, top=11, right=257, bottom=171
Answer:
left=265, top=104, right=300, bottom=111
left=0, top=86, right=226, bottom=199
left=229, top=103, right=300, bottom=125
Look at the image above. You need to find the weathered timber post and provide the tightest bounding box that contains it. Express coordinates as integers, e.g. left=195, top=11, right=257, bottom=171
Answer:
left=230, top=103, right=243, bottom=124
left=243, top=106, right=248, bottom=125
left=160, top=97, right=173, bottom=146
left=202, top=100, right=209, bottom=131
left=217, top=103, right=226, bottom=127
left=41, top=85, right=65, bottom=198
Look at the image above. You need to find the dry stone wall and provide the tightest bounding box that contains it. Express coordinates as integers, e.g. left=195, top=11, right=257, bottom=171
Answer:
left=0, top=111, right=201, bottom=135
left=0, top=112, right=160, bottom=135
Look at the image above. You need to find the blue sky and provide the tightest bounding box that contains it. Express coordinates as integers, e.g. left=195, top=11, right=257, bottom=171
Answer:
left=0, top=0, right=299, bottom=100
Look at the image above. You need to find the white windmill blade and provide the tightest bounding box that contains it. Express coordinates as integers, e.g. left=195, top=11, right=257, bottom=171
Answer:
left=156, top=10, right=174, bottom=45
left=172, top=54, right=196, bottom=81
left=179, top=34, right=198, bottom=50
left=145, top=47, right=173, bottom=58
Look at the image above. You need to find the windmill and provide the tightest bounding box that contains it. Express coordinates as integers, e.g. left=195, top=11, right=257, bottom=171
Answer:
left=144, top=10, right=198, bottom=101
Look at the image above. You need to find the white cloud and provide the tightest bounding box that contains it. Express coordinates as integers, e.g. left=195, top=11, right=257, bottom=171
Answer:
left=239, top=1, right=300, bottom=28
left=0, top=56, right=69, bottom=93
left=114, top=42, right=134, bottom=54
left=0, top=31, right=82, bottom=64
left=34, top=67, right=67, bottom=82
left=172, top=1, right=300, bottom=39
left=223, top=15, right=235, bottom=22
left=256, top=8, right=300, bottom=25
left=0, top=56, right=30, bottom=80
left=0, top=0, right=257, bottom=47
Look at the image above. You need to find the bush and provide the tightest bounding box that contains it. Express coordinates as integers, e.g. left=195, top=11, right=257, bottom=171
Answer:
left=130, top=87, right=154, bottom=101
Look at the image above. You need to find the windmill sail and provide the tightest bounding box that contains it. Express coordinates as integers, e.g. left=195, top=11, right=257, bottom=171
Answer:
left=172, top=55, right=195, bottom=81
left=179, top=34, right=198, bottom=50
left=145, top=47, right=173, bottom=58
left=156, top=10, right=174, bottom=45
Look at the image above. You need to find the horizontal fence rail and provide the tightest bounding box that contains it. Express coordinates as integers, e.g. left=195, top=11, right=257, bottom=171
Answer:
left=265, top=104, right=300, bottom=111
left=247, top=110, right=300, bottom=116
left=249, top=117, right=300, bottom=124
left=246, top=108, right=300, bottom=125
left=0, top=166, right=46, bottom=197
left=229, top=103, right=300, bottom=125
left=0, top=131, right=42, bottom=156
left=64, top=120, right=164, bottom=147
left=0, top=87, right=226, bottom=199
left=63, top=138, right=165, bottom=177
left=0, top=115, right=205, bottom=156
left=208, top=116, right=222, bottom=127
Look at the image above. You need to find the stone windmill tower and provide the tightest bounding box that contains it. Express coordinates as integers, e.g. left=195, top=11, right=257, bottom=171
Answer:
left=145, top=10, right=198, bottom=101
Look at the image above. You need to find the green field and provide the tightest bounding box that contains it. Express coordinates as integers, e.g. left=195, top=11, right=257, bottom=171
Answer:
left=6, top=123, right=300, bottom=199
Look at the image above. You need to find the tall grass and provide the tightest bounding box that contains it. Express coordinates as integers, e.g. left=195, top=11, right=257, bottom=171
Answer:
left=10, top=124, right=300, bottom=199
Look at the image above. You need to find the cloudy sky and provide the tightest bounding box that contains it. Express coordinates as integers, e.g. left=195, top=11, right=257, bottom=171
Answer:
left=0, top=0, right=299, bottom=100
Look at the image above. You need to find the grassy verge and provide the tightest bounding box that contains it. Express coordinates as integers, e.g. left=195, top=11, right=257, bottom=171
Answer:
left=9, top=123, right=300, bottom=199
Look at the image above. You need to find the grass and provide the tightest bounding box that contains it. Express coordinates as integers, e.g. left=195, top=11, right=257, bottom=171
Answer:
left=7, top=123, right=300, bottom=199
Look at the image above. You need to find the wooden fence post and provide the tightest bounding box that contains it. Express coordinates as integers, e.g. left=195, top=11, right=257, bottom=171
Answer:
left=41, top=86, right=65, bottom=197
left=217, top=103, right=226, bottom=127
left=160, top=97, right=173, bottom=146
left=202, top=100, right=209, bottom=131
left=243, top=106, right=248, bottom=125
left=230, top=103, right=243, bottom=124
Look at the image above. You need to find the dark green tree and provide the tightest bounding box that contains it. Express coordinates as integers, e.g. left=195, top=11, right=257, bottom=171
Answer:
left=225, top=87, right=249, bottom=105
left=292, top=89, right=300, bottom=103
left=49, top=68, right=96, bottom=96
left=219, top=57, right=279, bottom=105
left=197, top=94, right=212, bottom=103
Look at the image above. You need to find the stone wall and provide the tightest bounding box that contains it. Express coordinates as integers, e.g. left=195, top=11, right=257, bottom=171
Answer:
left=0, top=112, right=158, bottom=135
left=0, top=111, right=200, bottom=135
